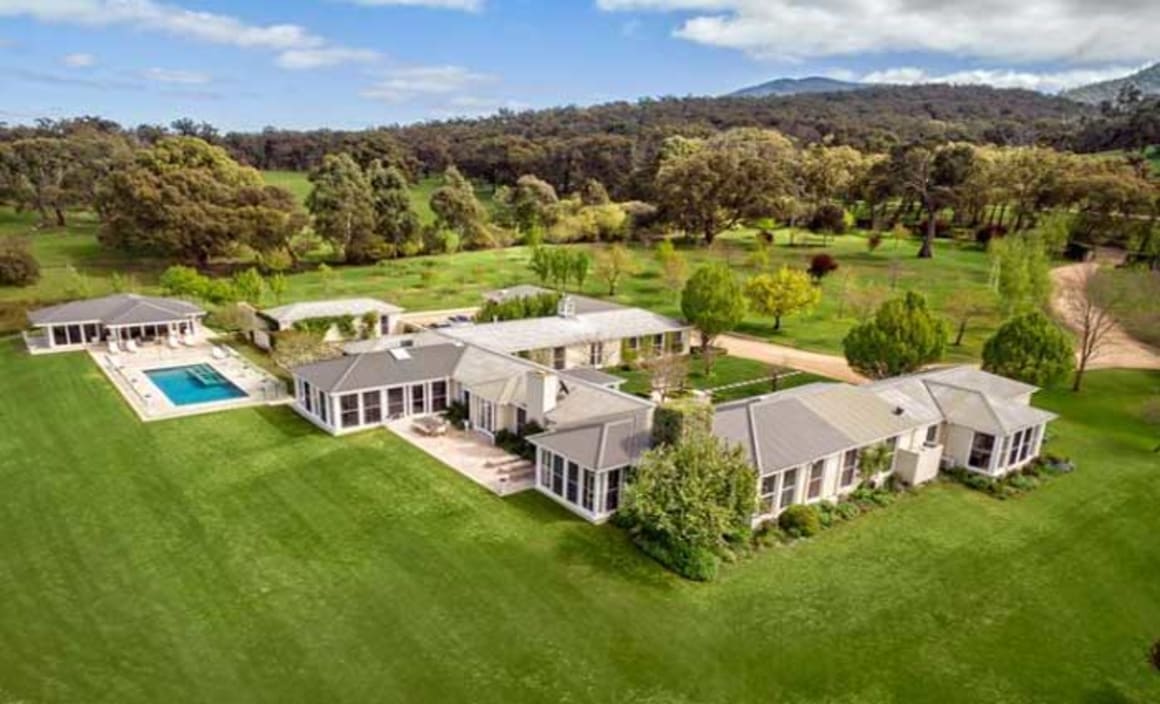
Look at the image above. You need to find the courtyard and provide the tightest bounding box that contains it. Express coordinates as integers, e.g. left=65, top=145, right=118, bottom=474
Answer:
left=0, top=338, right=1158, bottom=703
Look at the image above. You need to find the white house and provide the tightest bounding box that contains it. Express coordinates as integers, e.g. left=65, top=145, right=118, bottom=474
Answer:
left=250, top=298, right=404, bottom=351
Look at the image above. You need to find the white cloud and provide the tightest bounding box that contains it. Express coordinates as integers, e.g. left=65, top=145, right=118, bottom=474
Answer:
left=61, top=52, right=95, bottom=67
left=360, top=65, right=494, bottom=102
left=276, top=47, right=380, bottom=69
left=596, top=0, right=1160, bottom=64
left=0, top=0, right=378, bottom=68
left=142, top=67, right=211, bottom=84
left=337, top=0, right=483, bottom=10
left=860, top=65, right=1144, bottom=93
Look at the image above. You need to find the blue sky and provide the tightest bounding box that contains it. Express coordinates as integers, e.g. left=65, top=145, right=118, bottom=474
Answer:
left=0, top=1, right=1154, bottom=131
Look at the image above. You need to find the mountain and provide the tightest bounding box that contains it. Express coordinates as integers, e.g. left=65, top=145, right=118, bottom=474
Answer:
left=729, top=76, right=866, bottom=98
left=1062, top=63, right=1160, bottom=105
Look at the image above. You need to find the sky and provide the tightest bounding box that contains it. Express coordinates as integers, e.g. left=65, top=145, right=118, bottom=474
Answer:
left=0, top=0, right=1156, bottom=132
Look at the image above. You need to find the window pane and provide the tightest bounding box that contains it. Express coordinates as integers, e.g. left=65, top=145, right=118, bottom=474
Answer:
left=969, top=433, right=995, bottom=469
left=605, top=469, right=622, bottom=512
left=582, top=470, right=594, bottom=511
left=387, top=388, right=405, bottom=418
left=760, top=474, right=777, bottom=496
left=552, top=455, right=564, bottom=496
left=363, top=391, right=382, bottom=425
left=566, top=463, right=579, bottom=503
left=808, top=461, right=824, bottom=499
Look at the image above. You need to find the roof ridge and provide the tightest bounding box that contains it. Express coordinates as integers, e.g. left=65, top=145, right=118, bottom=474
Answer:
left=330, top=354, right=367, bottom=392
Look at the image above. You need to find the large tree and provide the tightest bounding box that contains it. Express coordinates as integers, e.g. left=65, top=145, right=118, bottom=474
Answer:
left=744, top=266, right=820, bottom=332
left=617, top=426, right=757, bottom=581
left=681, top=263, right=748, bottom=374
left=982, top=312, right=1074, bottom=387
left=843, top=291, right=949, bottom=378
left=655, top=128, right=794, bottom=244
left=98, top=137, right=300, bottom=266
left=366, top=159, right=422, bottom=258
left=885, top=143, right=977, bottom=258
left=430, top=165, right=495, bottom=249
left=306, top=153, right=377, bottom=263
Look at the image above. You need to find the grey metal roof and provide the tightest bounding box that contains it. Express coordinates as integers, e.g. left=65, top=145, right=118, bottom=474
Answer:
left=560, top=367, right=626, bottom=389
left=292, top=343, right=464, bottom=394
left=918, top=366, right=1038, bottom=400
left=530, top=413, right=651, bottom=470
left=263, top=298, right=403, bottom=327
left=926, top=382, right=1056, bottom=435
left=439, top=307, right=689, bottom=353
left=548, top=383, right=650, bottom=426
left=28, top=294, right=204, bottom=326
left=713, top=383, right=923, bottom=473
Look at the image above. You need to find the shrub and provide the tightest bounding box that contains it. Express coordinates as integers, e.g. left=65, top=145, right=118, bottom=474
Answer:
left=207, top=303, right=252, bottom=333
left=835, top=502, right=861, bottom=520
left=0, top=239, right=40, bottom=287
left=807, top=253, right=839, bottom=282
left=975, top=224, right=1008, bottom=246
left=651, top=399, right=713, bottom=447
left=778, top=504, right=822, bottom=538
left=867, top=233, right=883, bottom=251
left=635, top=533, right=719, bottom=582
left=443, top=400, right=469, bottom=426
left=808, top=203, right=849, bottom=234
left=1150, top=640, right=1160, bottom=672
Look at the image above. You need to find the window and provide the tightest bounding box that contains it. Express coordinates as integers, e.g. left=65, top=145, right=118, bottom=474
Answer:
left=302, top=381, right=313, bottom=413
left=1006, top=430, right=1022, bottom=466
left=582, top=469, right=595, bottom=511
left=969, top=432, right=996, bottom=470
left=539, top=450, right=552, bottom=488
left=516, top=407, right=527, bottom=431
left=605, top=469, right=622, bottom=512
left=411, top=384, right=426, bottom=415
left=759, top=474, right=778, bottom=513
left=588, top=342, right=604, bottom=367
left=566, top=462, right=579, bottom=503
left=83, top=324, right=99, bottom=342
left=340, top=395, right=360, bottom=428
left=362, top=391, right=382, bottom=425
left=652, top=333, right=665, bottom=350
left=807, top=461, right=825, bottom=499
left=885, top=436, right=898, bottom=450
left=479, top=400, right=495, bottom=432
left=925, top=424, right=939, bottom=445
left=431, top=381, right=448, bottom=412
left=1019, top=427, right=1035, bottom=462
left=627, top=337, right=640, bottom=351
left=387, top=388, right=405, bottom=418
left=553, top=347, right=567, bottom=370
left=379, top=316, right=390, bottom=335
left=318, top=392, right=329, bottom=424
left=52, top=326, right=68, bottom=345
left=779, top=468, right=799, bottom=510
left=841, top=449, right=859, bottom=487
left=552, top=455, right=565, bottom=496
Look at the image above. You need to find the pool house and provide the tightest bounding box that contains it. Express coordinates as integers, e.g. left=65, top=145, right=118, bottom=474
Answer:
left=26, top=294, right=206, bottom=353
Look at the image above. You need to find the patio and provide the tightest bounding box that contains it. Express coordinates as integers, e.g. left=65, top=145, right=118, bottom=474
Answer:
left=388, top=418, right=535, bottom=496
left=90, top=339, right=290, bottom=422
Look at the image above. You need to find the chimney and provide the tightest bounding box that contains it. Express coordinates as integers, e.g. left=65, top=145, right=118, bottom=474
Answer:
left=557, top=295, right=576, bottom=318
left=526, top=370, right=560, bottom=425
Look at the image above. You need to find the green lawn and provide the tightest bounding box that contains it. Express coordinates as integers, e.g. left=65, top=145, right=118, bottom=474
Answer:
left=0, top=197, right=1032, bottom=363
left=1, top=340, right=1158, bottom=703
left=610, top=352, right=833, bottom=402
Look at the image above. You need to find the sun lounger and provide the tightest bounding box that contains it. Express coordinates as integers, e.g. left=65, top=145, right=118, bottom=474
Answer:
left=125, top=339, right=140, bottom=354
left=181, top=333, right=196, bottom=347
left=167, top=335, right=180, bottom=349
left=212, top=346, right=227, bottom=360
left=107, top=339, right=121, bottom=355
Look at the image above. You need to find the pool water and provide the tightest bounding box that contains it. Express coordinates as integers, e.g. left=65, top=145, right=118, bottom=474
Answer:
left=144, top=364, right=247, bottom=406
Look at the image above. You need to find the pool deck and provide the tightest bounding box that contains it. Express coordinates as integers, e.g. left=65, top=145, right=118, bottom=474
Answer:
left=88, top=339, right=291, bottom=422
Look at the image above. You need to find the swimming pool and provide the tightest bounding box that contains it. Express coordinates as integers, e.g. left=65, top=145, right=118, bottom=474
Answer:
left=144, top=364, right=247, bottom=406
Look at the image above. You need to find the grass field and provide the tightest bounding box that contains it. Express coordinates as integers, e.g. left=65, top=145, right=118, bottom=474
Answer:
left=0, top=341, right=1158, bottom=703
left=610, top=352, right=833, bottom=401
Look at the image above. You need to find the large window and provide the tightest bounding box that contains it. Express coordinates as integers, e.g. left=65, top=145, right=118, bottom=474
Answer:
left=302, top=381, right=313, bottom=413
left=566, top=462, right=579, bottom=503
left=340, top=395, right=360, bottom=429
left=552, top=454, right=565, bottom=496
left=553, top=347, right=566, bottom=370
left=1019, top=427, right=1035, bottom=463
left=1006, top=431, right=1022, bottom=466
left=363, top=391, right=382, bottom=425
left=431, top=381, right=448, bottom=412
left=387, top=388, right=405, bottom=418
left=779, top=468, right=799, bottom=510
left=759, top=474, right=778, bottom=514
left=605, top=469, right=623, bottom=512
left=411, top=384, right=426, bottom=415
left=588, top=342, right=604, bottom=367
left=479, top=400, right=495, bottom=432
left=318, top=392, right=329, bottom=424
left=539, top=450, right=552, bottom=489
left=807, top=461, right=825, bottom=500
left=840, top=449, right=859, bottom=487
left=969, top=432, right=996, bottom=470
left=582, top=470, right=595, bottom=511
left=925, top=424, right=939, bottom=446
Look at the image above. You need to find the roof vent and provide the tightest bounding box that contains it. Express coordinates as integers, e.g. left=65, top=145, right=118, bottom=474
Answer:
left=893, top=406, right=905, bottom=416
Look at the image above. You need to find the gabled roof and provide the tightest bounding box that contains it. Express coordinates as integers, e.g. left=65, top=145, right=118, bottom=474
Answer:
left=29, top=294, right=204, bottom=326
left=713, top=382, right=924, bottom=474
left=293, top=343, right=465, bottom=394
left=263, top=298, right=403, bottom=327
left=925, top=382, right=1056, bottom=435
left=918, top=366, right=1038, bottom=400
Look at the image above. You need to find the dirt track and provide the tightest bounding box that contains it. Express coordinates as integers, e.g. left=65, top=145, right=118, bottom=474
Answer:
left=718, top=334, right=868, bottom=384
left=1050, top=262, right=1160, bottom=371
